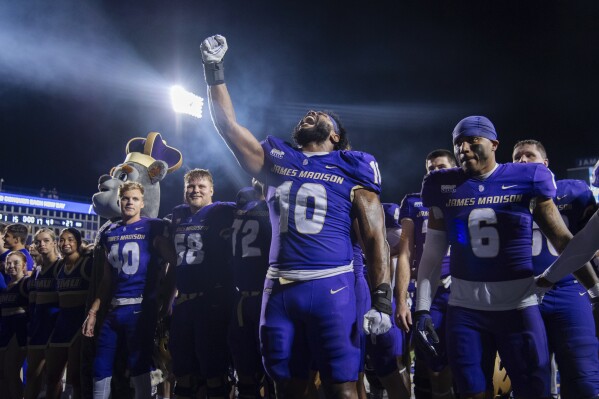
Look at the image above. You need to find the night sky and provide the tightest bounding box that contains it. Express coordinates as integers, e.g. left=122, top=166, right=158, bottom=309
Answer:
left=1, top=1, right=598, bottom=216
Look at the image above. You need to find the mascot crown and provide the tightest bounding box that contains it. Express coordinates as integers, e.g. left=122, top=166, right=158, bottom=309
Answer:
left=125, top=132, right=183, bottom=173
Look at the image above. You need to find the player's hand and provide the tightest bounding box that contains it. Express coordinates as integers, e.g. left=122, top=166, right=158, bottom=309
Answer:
left=363, top=309, right=392, bottom=335
left=441, top=275, right=452, bottom=289
left=532, top=275, right=553, bottom=304
left=201, top=34, right=228, bottom=64
left=395, top=300, right=412, bottom=333
left=413, top=310, right=439, bottom=357
left=82, top=312, right=97, bottom=337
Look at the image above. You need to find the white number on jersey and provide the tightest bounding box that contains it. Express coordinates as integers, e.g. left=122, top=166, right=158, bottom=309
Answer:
left=468, top=208, right=500, bottom=258
left=108, top=242, right=140, bottom=275
left=532, top=215, right=568, bottom=257
left=370, top=161, right=382, bottom=185
left=276, top=182, right=327, bottom=235
left=232, top=219, right=261, bottom=257
left=174, top=232, right=204, bottom=266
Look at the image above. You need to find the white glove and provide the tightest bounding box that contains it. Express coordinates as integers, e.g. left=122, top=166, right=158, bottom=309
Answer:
left=531, top=275, right=553, bottom=304
left=441, top=275, right=452, bottom=289
left=201, top=34, right=228, bottom=64
left=363, top=309, right=392, bottom=335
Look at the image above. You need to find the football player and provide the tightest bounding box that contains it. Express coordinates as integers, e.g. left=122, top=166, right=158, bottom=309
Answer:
left=82, top=182, right=176, bottom=399
left=396, top=149, right=456, bottom=399
left=513, top=139, right=599, bottom=398
left=537, top=160, right=599, bottom=290
left=164, top=169, right=236, bottom=399
left=202, top=34, right=391, bottom=398
left=415, top=116, right=572, bottom=398
left=228, top=180, right=273, bottom=399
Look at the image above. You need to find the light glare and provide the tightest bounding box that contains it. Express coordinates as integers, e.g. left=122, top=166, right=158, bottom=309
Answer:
left=170, top=85, right=203, bottom=118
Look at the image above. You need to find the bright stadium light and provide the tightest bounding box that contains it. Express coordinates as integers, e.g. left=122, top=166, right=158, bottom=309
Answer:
left=170, top=85, right=204, bottom=118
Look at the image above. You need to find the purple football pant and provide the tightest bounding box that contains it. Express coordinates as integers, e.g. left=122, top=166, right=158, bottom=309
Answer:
left=446, top=305, right=550, bottom=397
left=540, top=281, right=599, bottom=398
left=260, top=273, right=360, bottom=383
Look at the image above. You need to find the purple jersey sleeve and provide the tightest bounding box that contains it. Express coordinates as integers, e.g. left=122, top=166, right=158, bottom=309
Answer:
left=533, top=164, right=557, bottom=199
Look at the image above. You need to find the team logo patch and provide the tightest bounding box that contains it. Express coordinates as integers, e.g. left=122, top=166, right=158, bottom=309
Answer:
left=303, top=159, right=309, bottom=165
left=270, top=148, right=285, bottom=159
left=479, top=185, right=485, bottom=192
left=441, top=185, right=456, bottom=193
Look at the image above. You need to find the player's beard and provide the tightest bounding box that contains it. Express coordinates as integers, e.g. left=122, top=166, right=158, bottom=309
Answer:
left=292, top=119, right=330, bottom=148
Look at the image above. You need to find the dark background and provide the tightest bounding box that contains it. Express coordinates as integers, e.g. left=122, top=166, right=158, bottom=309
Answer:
left=1, top=1, right=598, bottom=215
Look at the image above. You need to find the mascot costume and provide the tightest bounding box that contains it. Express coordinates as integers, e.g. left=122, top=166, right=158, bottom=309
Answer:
left=81, top=132, right=182, bottom=399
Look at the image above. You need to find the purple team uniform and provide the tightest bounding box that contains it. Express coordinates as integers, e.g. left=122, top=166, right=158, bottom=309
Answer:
left=228, top=188, right=272, bottom=377
left=421, top=163, right=555, bottom=397
left=364, top=203, right=404, bottom=377
left=399, top=193, right=451, bottom=371
left=94, top=217, right=167, bottom=380
left=533, top=179, right=599, bottom=398
left=259, top=136, right=381, bottom=383
left=0, top=276, right=29, bottom=349
left=50, top=255, right=93, bottom=346
left=28, top=259, right=60, bottom=348
left=169, top=201, right=235, bottom=379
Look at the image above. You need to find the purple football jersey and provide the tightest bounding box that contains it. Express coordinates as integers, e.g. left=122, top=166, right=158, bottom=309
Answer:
left=532, top=179, right=597, bottom=283
left=399, top=193, right=451, bottom=277
left=232, top=188, right=272, bottom=291
left=261, top=136, right=381, bottom=272
left=172, top=201, right=236, bottom=293
left=421, top=163, right=556, bottom=282
left=101, top=218, right=168, bottom=300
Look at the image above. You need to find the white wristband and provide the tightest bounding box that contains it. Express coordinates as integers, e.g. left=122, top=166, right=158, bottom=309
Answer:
left=588, top=283, right=599, bottom=299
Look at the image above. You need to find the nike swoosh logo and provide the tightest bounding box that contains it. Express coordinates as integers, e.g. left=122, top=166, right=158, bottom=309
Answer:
left=501, top=184, right=517, bottom=189
left=557, top=195, right=568, bottom=200
left=580, top=292, right=587, bottom=296
left=330, top=286, right=347, bottom=294
left=325, top=165, right=338, bottom=169
left=133, top=310, right=142, bottom=314
left=135, top=227, right=144, bottom=230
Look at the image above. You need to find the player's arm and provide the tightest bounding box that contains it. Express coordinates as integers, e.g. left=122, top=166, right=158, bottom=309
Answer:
left=395, top=218, right=414, bottom=332
left=82, top=259, right=112, bottom=337
left=202, top=35, right=265, bottom=177
left=354, top=188, right=394, bottom=336
left=539, top=208, right=599, bottom=285
left=354, top=188, right=390, bottom=289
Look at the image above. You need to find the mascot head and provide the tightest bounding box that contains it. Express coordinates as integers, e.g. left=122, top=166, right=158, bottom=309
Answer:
left=92, top=132, right=182, bottom=219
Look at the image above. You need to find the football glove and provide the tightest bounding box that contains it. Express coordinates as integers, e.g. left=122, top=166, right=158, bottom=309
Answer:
left=363, top=309, right=392, bottom=335
left=413, top=310, right=439, bottom=357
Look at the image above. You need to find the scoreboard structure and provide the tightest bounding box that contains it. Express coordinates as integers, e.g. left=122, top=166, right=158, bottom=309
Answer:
left=0, top=191, right=101, bottom=243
